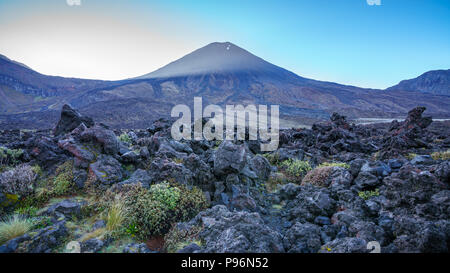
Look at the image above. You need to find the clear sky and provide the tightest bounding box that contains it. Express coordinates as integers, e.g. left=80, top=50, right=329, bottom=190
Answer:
left=0, top=0, right=448, bottom=88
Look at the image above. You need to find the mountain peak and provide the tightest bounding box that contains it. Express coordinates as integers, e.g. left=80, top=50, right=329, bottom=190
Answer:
left=200, top=42, right=248, bottom=54
left=137, top=42, right=278, bottom=79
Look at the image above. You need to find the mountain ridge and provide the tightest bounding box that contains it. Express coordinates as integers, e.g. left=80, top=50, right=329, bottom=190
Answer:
left=386, top=69, right=450, bottom=96
left=0, top=42, right=449, bottom=129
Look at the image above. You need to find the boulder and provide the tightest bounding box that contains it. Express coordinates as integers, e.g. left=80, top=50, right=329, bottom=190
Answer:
left=382, top=107, right=433, bottom=155
left=354, top=172, right=380, bottom=190
left=283, top=222, right=322, bottom=253
left=73, top=168, right=88, bottom=189
left=411, top=155, right=434, bottom=165
left=25, top=221, right=68, bottom=253
left=42, top=199, right=86, bottom=219
left=249, top=155, right=272, bottom=181
left=0, top=234, right=31, bottom=253
left=182, top=205, right=284, bottom=253
left=88, top=155, right=123, bottom=186
left=319, top=237, right=368, bottom=253
left=81, top=239, right=104, bottom=253
left=120, top=151, right=140, bottom=164
left=286, top=185, right=336, bottom=222
left=54, top=105, right=94, bottom=136
left=115, top=169, right=152, bottom=189
left=434, top=161, right=450, bottom=184
left=58, top=138, right=96, bottom=163
left=122, top=243, right=154, bottom=253
left=360, top=161, right=391, bottom=177
left=80, top=125, right=119, bottom=155
left=183, top=153, right=215, bottom=191
left=213, top=141, right=247, bottom=176
left=147, top=157, right=194, bottom=186
left=28, top=136, right=69, bottom=170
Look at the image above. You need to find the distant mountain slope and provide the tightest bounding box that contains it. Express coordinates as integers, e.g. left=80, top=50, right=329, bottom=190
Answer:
left=387, top=69, right=450, bottom=96
left=0, top=55, right=117, bottom=114
left=0, top=42, right=449, bottom=129
left=0, top=55, right=113, bottom=97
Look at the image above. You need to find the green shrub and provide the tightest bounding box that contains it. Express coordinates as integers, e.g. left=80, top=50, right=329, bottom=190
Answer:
left=318, top=162, right=350, bottom=169
left=122, top=182, right=208, bottom=240
left=149, top=182, right=181, bottom=210
left=52, top=161, right=74, bottom=196
left=0, top=147, right=23, bottom=166
left=14, top=205, right=39, bottom=217
left=20, top=161, right=75, bottom=207
left=406, top=153, right=418, bottom=160
left=281, top=159, right=312, bottom=181
left=21, top=187, right=51, bottom=208
left=32, top=216, right=53, bottom=230
left=31, top=165, right=43, bottom=177
left=118, top=133, right=131, bottom=144
left=431, top=150, right=450, bottom=160
left=175, top=185, right=209, bottom=221
left=263, top=153, right=280, bottom=166
left=0, top=214, right=33, bottom=245
left=122, top=185, right=168, bottom=239
left=125, top=223, right=138, bottom=238
left=0, top=147, right=5, bottom=166
left=358, top=189, right=380, bottom=200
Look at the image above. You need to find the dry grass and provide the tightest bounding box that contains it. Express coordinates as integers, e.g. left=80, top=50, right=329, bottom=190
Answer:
left=80, top=227, right=106, bottom=242
left=301, top=166, right=333, bottom=187
left=318, top=162, right=350, bottom=169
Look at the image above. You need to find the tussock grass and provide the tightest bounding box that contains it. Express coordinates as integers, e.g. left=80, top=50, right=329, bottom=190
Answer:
left=106, top=200, right=126, bottom=236
left=0, top=214, right=33, bottom=245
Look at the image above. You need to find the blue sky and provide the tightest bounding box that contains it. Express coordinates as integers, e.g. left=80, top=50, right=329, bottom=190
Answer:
left=0, top=0, right=449, bottom=88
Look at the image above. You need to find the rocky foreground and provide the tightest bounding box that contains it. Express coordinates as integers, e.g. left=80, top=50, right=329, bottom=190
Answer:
left=0, top=105, right=448, bottom=253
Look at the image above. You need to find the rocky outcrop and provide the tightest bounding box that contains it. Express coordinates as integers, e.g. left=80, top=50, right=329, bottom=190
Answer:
left=174, top=205, right=284, bottom=253
left=213, top=141, right=247, bottom=176
left=1, top=105, right=449, bottom=253
left=88, top=155, right=123, bottom=186
left=54, top=104, right=94, bottom=136
left=381, top=107, right=433, bottom=157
